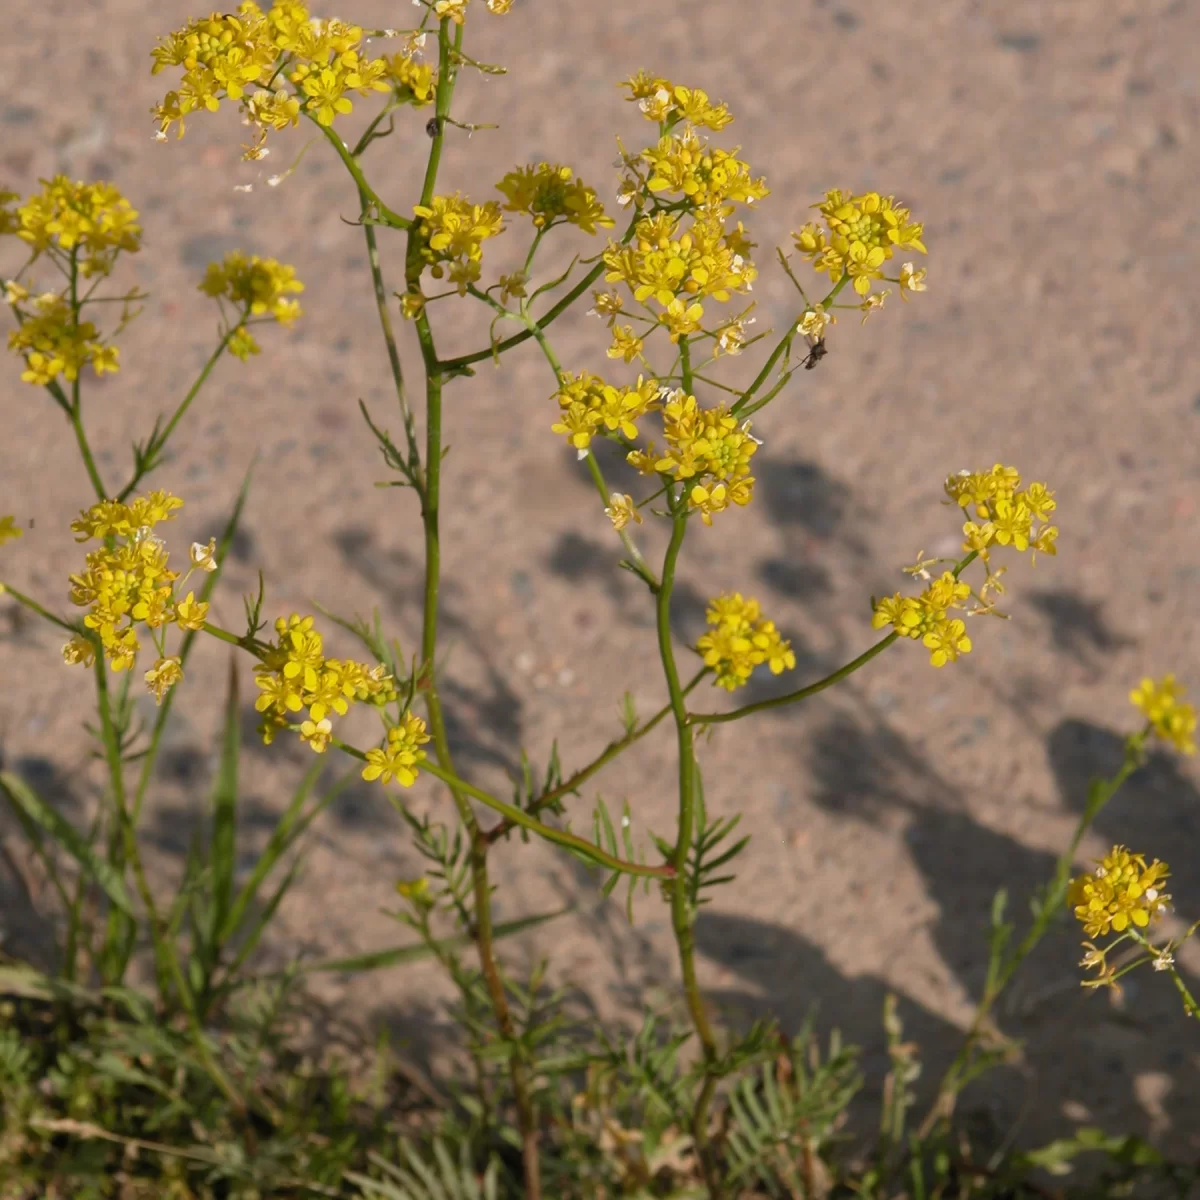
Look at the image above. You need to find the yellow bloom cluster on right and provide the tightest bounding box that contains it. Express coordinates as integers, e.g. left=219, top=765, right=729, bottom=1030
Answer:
left=412, top=193, right=506, bottom=295
left=1069, top=846, right=1171, bottom=938
left=793, top=189, right=926, bottom=298
left=696, top=593, right=796, bottom=692
left=873, top=465, right=1059, bottom=667
left=1130, top=674, right=1197, bottom=755
left=620, top=73, right=733, bottom=130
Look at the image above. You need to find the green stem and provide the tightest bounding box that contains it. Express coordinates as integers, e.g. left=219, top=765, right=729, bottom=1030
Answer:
left=918, top=734, right=1146, bottom=1138
left=688, top=632, right=899, bottom=725
left=91, top=657, right=244, bottom=1114
left=403, top=21, right=542, bottom=1197
left=440, top=213, right=640, bottom=374
left=116, top=327, right=237, bottom=502
left=359, top=191, right=423, bottom=493
left=315, top=122, right=411, bottom=230
left=483, top=669, right=707, bottom=843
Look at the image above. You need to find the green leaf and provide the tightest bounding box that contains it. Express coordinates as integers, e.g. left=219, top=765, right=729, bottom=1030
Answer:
left=208, top=657, right=240, bottom=955
left=0, top=771, right=135, bottom=917
left=282, top=907, right=569, bottom=976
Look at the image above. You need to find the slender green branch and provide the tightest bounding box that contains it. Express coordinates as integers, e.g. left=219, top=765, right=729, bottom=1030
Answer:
left=0, top=584, right=81, bottom=634
left=329, top=737, right=670, bottom=878
left=439, top=213, right=640, bottom=374
left=484, top=669, right=708, bottom=844
left=315, top=121, right=411, bottom=230
left=688, top=632, right=899, bottom=725
left=117, top=326, right=238, bottom=502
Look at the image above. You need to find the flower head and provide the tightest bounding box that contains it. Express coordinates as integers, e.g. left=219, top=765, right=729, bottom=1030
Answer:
left=696, top=593, right=796, bottom=691
left=1130, top=675, right=1197, bottom=755
left=1068, top=846, right=1171, bottom=938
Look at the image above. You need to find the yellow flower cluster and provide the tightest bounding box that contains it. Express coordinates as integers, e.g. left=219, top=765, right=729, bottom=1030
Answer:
left=1069, top=846, right=1171, bottom=939
left=427, top=0, right=516, bottom=22
left=639, top=128, right=769, bottom=211
left=1, top=177, right=141, bottom=278
left=550, top=371, right=660, bottom=451
left=495, top=163, right=615, bottom=234
left=1130, top=675, right=1197, bottom=755
left=943, top=463, right=1058, bottom=564
left=602, top=211, right=757, bottom=345
left=64, top=492, right=213, bottom=704
left=198, top=252, right=304, bottom=359
left=7, top=291, right=119, bottom=386
left=412, top=193, right=505, bottom=294
left=628, top=389, right=760, bottom=526
left=695, top=593, right=796, bottom=692
left=872, top=571, right=973, bottom=668
left=253, top=613, right=399, bottom=753
left=362, top=711, right=432, bottom=788
left=793, top=190, right=926, bottom=298
left=620, top=72, right=733, bottom=131
left=384, top=49, right=437, bottom=107
left=150, top=4, right=393, bottom=153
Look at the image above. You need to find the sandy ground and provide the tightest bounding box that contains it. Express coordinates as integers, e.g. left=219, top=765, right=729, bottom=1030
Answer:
left=3, top=0, right=1200, bottom=1162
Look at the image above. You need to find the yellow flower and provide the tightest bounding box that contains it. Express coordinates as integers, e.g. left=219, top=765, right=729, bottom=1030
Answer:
left=399, top=290, right=426, bottom=320
left=1130, top=675, right=1197, bottom=755
left=413, top=193, right=505, bottom=294
left=922, top=617, right=971, bottom=667
left=496, top=163, right=614, bottom=233
left=604, top=493, right=642, bottom=532
left=299, top=717, right=334, bottom=753
left=145, top=656, right=183, bottom=705
left=696, top=593, right=795, bottom=691
left=4, top=177, right=141, bottom=277
left=606, top=325, right=644, bottom=363
left=362, top=711, right=431, bottom=787
left=792, top=190, right=925, bottom=298
left=200, top=252, right=304, bottom=329
left=396, top=876, right=435, bottom=907
left=899, top=261, right=927, bottom=300
left=173, top=591, right=210, bottom=631
left=1069, top=846, right=1171, bottom=938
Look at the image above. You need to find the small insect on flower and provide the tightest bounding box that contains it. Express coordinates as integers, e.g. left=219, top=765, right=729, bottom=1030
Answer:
left=802, top=336, right=827, bottom=370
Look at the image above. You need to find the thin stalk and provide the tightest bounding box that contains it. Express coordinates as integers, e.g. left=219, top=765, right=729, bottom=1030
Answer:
left=116, top=326, right=238, bottom=502
left=92, top=657, right=244, bottom=1114
left=68, top=251, right=107, bottom=501
left=658, top=507, right=721, bottom=1193
left=483, top=668, right=708, bottom=844
left=403, top=20, right=542, bottom=1197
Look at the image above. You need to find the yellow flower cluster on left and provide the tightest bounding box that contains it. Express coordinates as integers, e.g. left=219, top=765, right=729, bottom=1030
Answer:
left=150, top=4, right=394, bottom=154
left=2, top=179, right=142, bottom=387
left=64, top=492, right=213, bottom=704
left=1, top=177, right=141, bottom=277
left=695, top=593, right=796, bottom=692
